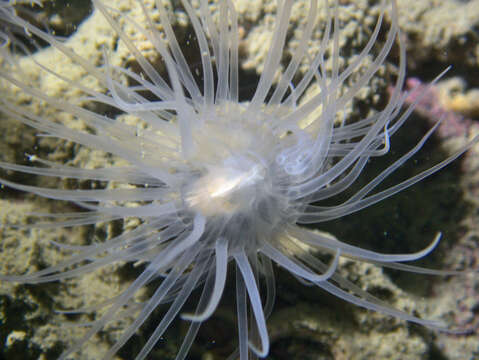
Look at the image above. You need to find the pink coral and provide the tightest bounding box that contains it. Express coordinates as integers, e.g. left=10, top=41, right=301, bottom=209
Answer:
left=402, top=77, right=472, bottom=139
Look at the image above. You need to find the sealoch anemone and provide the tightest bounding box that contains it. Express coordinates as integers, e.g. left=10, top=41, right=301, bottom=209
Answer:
left=0, top=0, right=477, bottom=359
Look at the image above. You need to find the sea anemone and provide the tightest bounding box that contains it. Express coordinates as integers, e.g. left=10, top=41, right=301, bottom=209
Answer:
left=0, top=0, right=477, bottom=359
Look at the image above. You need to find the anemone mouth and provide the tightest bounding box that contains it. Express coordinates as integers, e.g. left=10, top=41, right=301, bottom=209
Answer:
left=184, top=158, right=267, bottom=216
left=0, top=0, right=478, bottom=359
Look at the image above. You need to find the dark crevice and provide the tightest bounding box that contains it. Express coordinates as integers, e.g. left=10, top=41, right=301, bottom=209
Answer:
left=4, top=0, right=93, bottom=55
